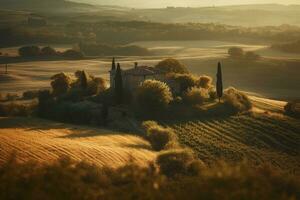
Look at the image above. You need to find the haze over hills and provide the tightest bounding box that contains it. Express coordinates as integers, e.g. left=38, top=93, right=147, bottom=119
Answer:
left=73, top=0, right=300, bottom=8
left=0, top=0, right=98, bottom=13
left=1, top=0, right=300, bottom=26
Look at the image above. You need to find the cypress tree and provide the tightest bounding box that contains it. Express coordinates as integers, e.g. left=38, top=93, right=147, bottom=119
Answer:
left=114, top=63, right=123, bottom=104
left=216, top=62, right=223, bottom=102
left=111, top=57, right=116, bottom=71
left=81, top=70, right=88, bottom=89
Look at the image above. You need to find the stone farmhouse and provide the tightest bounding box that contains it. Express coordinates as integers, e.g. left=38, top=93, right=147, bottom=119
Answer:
left=109, top=58, right=180, bottom=94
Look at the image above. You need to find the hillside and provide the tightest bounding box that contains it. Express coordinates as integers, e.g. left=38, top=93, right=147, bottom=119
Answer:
left=0, top=0, right=97, bottom=13
left=0, top=117, right=155, bottom=167
left=165, top=98, right=300, bottom=174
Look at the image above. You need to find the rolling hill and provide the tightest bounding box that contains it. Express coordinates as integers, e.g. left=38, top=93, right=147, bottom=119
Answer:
left=0, top=117, right=156, bottom=167
left=165, top=98, right=300, bottom=174
left=0, top=0, right=97, bottom=13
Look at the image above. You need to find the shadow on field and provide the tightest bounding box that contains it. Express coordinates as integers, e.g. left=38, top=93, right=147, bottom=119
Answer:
left=0, top=117, right=121, bottom=138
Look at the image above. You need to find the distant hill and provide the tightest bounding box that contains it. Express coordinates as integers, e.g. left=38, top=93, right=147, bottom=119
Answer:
left=132, top=4, right=300, bottom=26
left=0, top=0, right=96, bottom=13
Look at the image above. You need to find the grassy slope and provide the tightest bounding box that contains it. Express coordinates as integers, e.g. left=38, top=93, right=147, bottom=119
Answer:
left=0, top=117, right=155, bottom=167
left=165, top=98, right=300, bottom=174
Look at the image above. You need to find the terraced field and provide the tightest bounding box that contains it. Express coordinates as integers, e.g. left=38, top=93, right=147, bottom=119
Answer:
left=167, top=113, right=300, bottom=173
left=0, top=117, right=155, bottom=168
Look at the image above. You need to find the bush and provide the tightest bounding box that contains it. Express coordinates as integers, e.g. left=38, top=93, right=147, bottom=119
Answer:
left=156, top=149, right=202, bottom=178
left=141, top=120, right=159, bottom=131
left=155, top=58, right=188, bottom=74
left=208, top=88, right=218, bottom=100
left=87, top=77, right=107, bottom=96
left=23, top=90, right=39, bottom=100
left=63, top=49, right=84, bottom=59
left=168, top=73, right=197, bottom=93
left=198, top=75, right=213, bottom=89
left=223, top=87, right=252, bottom=113
left=145, top=124, right=178, bottom=151
left=18, top=45, right=41, bottom=57
left=6, top=93, right=19, bottom=101
left=0, top=156, right=299, bottom=200
left=38, top=90, right=54, bottom=117
left=183, top=87, right=209, bottom=105
left=284, top=102, right=300, bottom=118
left=41, top=46, right=57, bottom=56
left=51, top=73, right=73, bottom=97
left=244, top=51, right=261, bottom=60
left=136, top=80, right=173, bottom=117
left=0, top=102, right=36, bottom=117
left=228, top=47, right=244, bottom=58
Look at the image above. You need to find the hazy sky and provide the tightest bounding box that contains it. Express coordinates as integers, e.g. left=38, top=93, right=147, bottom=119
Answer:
left=77, top=0, right=300, bottom=8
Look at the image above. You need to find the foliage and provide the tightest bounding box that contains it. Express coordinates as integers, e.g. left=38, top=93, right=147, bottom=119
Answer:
left=167, top=73, right=197, bottom=93
left=51, top=72, right=73, bottom=97
left=136, top=80, right=173, bottom=117
left=183, top=87, right=209, bottom=105
left=22, top=90, right=39, bottom=100
left=208, top=87, right=218, bottom=100
left=87, top=77, right=107, bottom=96
left=62, top=49, right=84, bottom=59
left=244, top=51, right=261, bottom=60
left=0, top=155, right=298, bottom=200
left=223, top=87, right=252, bottom=113
left=5, top=93, right=19, bottom=101
left=228, top=47, right=244, bottom=58
left=156, top=149, right=202, bottom=178
left=40, top=46, right=57, bottom=56
left=216, top=62, right=223, bottom=101
left=37, top=90, right=54, bottom=118
left=51, top=101, right=102, bottom=125
left=198, top=75, right=213, bottom=89
left=155, top=58, right=188, bottom=74
left=114, top=64, right=123, bottom=104
left=18, top=45, right=41, bottom=57
left=284, top=102, right=300, bottom=118
left=0, top=102, right=36, bottom=117
left=142, top=121, right=178, bottom=151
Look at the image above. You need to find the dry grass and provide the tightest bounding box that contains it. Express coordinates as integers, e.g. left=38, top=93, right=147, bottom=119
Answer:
left=0, top=117, right=156, bottom=168
left=0, top=155, right=299, bottom=200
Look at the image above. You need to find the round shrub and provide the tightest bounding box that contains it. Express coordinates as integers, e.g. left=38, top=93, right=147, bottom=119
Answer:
left=208, top=88, right=218, bottom=100
left=41, top=46, right=57, bottom=56
left=184, top=87, right=209, bottom=105
left=51, top=73, right=73, bottom=97
left=223, top=87, right=252, bottom=113
left=146, top=126, right=177, bottom=151
left=87, top=77, right=107, bottom=96
left=136, top=80, right=173, bottom=116
left=155, top=58, right=188, bottom=74
left=18, top=45, right=41, bottom=57
left=156, top=149, right=202, bottom=178
left=168, top=73, right=197, bottom=93
left=198, top=75, right=213, bottom=89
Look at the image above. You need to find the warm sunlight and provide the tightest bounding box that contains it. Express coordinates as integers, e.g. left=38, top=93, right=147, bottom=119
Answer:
left=75, top=0, right=300, bottom=7
left=0, top=0, right=299, bottom=199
